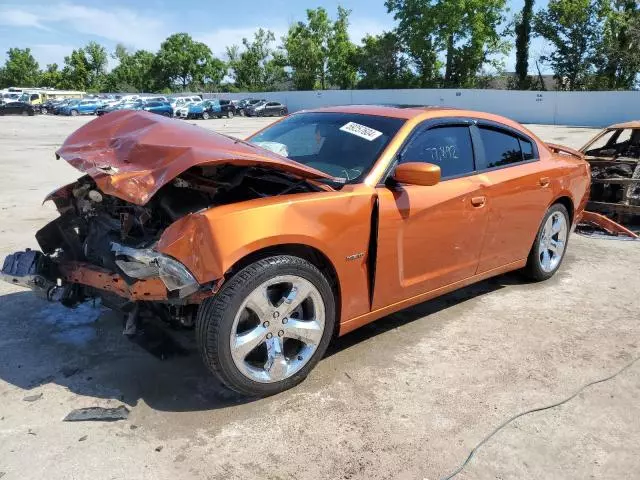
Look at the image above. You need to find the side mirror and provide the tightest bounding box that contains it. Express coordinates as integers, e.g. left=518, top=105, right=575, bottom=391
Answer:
left=392, top=162, right=441, bottom=186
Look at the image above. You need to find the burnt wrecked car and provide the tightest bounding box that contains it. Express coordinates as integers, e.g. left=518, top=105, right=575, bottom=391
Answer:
left=2, top=107, right=590, bottom=396
left=580, top=122, right=640, bottom=229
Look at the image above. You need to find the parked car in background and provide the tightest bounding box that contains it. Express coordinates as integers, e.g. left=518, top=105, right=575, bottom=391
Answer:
left=236, top=98, right=265, bottom=116
left=0, top=100, right=36, bottom=116
left=174, top=100, right=199, bottom=119
left=183, top=100, right=222, bottom=119
left=141, top=101, right=173, bottom=117
left=219, top=99, right=237, bottom=118
left=96, top=100, right=145, bottom=116
left=170, top=96, right=202, bottom=111
left=1, top=106, right=590, bottom=396
left=245, top=100, right=288, bottom=117
left=40, top=99, right=65, bottom=115
left=142, top=96, right=168, bottom=103
left=61, top=99, right=103, bottom=116
left=52, top=99, right=73, bottom=115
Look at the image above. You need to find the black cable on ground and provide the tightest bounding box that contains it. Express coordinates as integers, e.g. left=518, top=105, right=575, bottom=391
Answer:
left=440, top=355, right=640, bottom=480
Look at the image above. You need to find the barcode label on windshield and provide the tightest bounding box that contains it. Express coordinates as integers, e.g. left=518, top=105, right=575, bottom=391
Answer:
left=339, top=122, right=383, bottom=141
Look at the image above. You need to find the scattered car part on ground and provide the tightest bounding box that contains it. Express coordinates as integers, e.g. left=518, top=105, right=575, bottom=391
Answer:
left=576, top=211, right=639, bottom=239
left=1, top=106, right=590, bottom=396
left=63, top=406, right=130, bottom=422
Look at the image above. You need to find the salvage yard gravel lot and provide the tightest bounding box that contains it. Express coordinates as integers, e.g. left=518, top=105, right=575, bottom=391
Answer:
left=0, top=115, right=638, bottom=480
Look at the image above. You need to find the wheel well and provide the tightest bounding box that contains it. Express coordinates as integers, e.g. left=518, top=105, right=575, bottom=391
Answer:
left=553, top=196, right=574, bottom=224
left=224, top=244, right=342, bottom=336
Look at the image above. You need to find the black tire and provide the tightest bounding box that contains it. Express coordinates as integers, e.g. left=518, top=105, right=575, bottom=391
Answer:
left=239, top=109, right=246, bottom=117
left=70, top=109, right=78, bottom=116
left=279, top=109, right=285, bottom=116
left=41, top=107, right=48, bottom=115
left=523, top=203, right=570, bottom=281
left=196, top=255, right=336, bottom=397
left=226, top=110, right=234, bottom=119
left=202, top=111, right=210, bottom=120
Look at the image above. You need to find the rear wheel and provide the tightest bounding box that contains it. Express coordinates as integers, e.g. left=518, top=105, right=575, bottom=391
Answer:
left=41, top=107, right=48, bottom=115
left=524, top=203, right=570, bottom=281
left=197, top=255, right=335, bottom=397
left=239, top=109, right=246, bottom=117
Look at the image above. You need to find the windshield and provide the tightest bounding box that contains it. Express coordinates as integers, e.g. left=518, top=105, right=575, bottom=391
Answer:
left=249, top=112, right=405, bottom=182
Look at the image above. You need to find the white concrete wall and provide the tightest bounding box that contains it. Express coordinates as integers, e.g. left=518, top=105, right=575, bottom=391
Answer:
left=206, top=89, right=640, bottom=127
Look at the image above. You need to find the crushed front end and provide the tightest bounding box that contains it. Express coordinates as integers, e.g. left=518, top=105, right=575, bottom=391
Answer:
left=2, top=176, right=217, bottom=330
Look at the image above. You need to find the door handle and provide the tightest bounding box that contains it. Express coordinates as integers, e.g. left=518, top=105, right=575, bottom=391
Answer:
left=539, top=177, right=551, bottom=187
left=471, top=196, right=486, bottom=207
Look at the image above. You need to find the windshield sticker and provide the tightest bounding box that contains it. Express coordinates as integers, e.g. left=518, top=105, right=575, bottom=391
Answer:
left=339, top=122, right=383, bottom=141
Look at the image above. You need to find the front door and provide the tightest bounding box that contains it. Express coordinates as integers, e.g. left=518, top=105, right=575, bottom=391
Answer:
left=373, top=123, right=489, bottom=309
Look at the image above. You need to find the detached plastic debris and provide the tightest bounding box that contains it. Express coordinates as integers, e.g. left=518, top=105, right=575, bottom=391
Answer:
left=63, top=406, right=130, bottom=422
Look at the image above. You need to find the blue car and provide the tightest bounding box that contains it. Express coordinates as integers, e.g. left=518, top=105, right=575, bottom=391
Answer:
left=184, top=100, right=222, bottom=119
left=141, top=101, right=173, bottom=117
left=62, top=99, right=103, bottom=116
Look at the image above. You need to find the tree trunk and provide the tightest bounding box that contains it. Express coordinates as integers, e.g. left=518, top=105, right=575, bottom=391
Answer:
left=444, top=33, right=454, bottom=85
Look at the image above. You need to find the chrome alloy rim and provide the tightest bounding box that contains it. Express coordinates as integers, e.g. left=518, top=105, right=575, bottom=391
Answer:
left=230, top=275, right=325, bottom=383
left=538, top=211, right=568, bottom=272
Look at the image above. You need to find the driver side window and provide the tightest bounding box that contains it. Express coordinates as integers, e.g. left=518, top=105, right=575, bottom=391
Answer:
left=401, top=125, right=475, bottom=178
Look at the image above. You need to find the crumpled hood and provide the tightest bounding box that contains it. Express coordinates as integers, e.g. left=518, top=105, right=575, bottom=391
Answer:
left=55, top=110, right=333, bottom=205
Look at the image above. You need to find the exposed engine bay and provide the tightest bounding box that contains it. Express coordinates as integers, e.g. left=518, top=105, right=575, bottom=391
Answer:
left=22, top=165, right=322, bottom=330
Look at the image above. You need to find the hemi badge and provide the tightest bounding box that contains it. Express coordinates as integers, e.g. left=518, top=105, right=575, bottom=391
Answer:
left=346, top=253, right=364, bottom=261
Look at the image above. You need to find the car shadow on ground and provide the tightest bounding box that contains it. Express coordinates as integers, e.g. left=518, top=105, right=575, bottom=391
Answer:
left=0, top=271, right=525, bottom=413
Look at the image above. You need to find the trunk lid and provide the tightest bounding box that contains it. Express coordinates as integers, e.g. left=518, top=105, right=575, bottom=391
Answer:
left=56, top=110, right=334, bottom=205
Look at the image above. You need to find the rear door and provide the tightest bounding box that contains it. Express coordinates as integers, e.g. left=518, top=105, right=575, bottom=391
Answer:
left=373, top=120, right=490, bottom=309
left=472, top=122, right=553, bottom=273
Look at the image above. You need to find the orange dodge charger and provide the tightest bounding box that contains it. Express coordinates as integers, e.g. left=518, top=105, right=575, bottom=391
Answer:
left=2, top=106, right=590, bottom=396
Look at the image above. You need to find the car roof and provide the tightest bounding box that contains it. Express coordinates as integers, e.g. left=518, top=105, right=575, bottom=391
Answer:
left=298, top=104, right=542, bottom=141
left=607, top=120, right=640, bottom=129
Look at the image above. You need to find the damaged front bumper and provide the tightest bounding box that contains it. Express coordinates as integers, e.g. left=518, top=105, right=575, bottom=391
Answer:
left=1, top=247, right=210, bottom=305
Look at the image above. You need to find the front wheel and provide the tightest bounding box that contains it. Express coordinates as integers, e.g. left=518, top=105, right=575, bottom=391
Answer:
left=239, top=109, right=246, bottom=117
left=523, top=203, right=570, bottom=281
left=227, top=110, right=234, bottom=119
left=41, top=107, right=48, bottom=115
left=70, top=109, right=78, bottom=116
left=196, top=255, right=335, bottom=397
left=202, top=111, right=210, bottom=120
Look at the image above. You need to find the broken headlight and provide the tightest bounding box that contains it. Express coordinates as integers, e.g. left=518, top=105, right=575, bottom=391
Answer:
left=111, top=242, right=198, bottom=298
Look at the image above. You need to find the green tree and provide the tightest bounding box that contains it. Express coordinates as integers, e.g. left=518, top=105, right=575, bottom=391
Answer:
left=283, top=7, right=332, bottom=89
left=534, top=0, right=601, bottom=90
left=84, top=41, right=108, bottom=90
left=327, top=6, right=358, bottom=89
left=60, top=48, right=90, bottom=90
left=38, top=63, right=63, bottom=88
left=153, top=33, right=224, bottom=90
left=1, top=47, right=39, bottom=87
left=105, top=44, right=156, bottom=92
left=355, top=32, right=415, bottom=88
left=226, top=29, right=288, bottom=91
left=591, top=0, right=640, bottom=89
left=514, top=0, right=535, bottom=89
left=385, top=0, right=510, bottom=87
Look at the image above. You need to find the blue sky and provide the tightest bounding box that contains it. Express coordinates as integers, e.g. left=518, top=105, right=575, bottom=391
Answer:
left=0, top=0, right=551, bottom=73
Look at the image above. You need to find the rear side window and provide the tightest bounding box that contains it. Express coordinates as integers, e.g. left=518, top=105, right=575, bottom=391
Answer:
left=478, top=127, right=527, bottom=168
left=401, top=126, right=475, bottom=178
left=520, top=138, right=534, bottom=160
